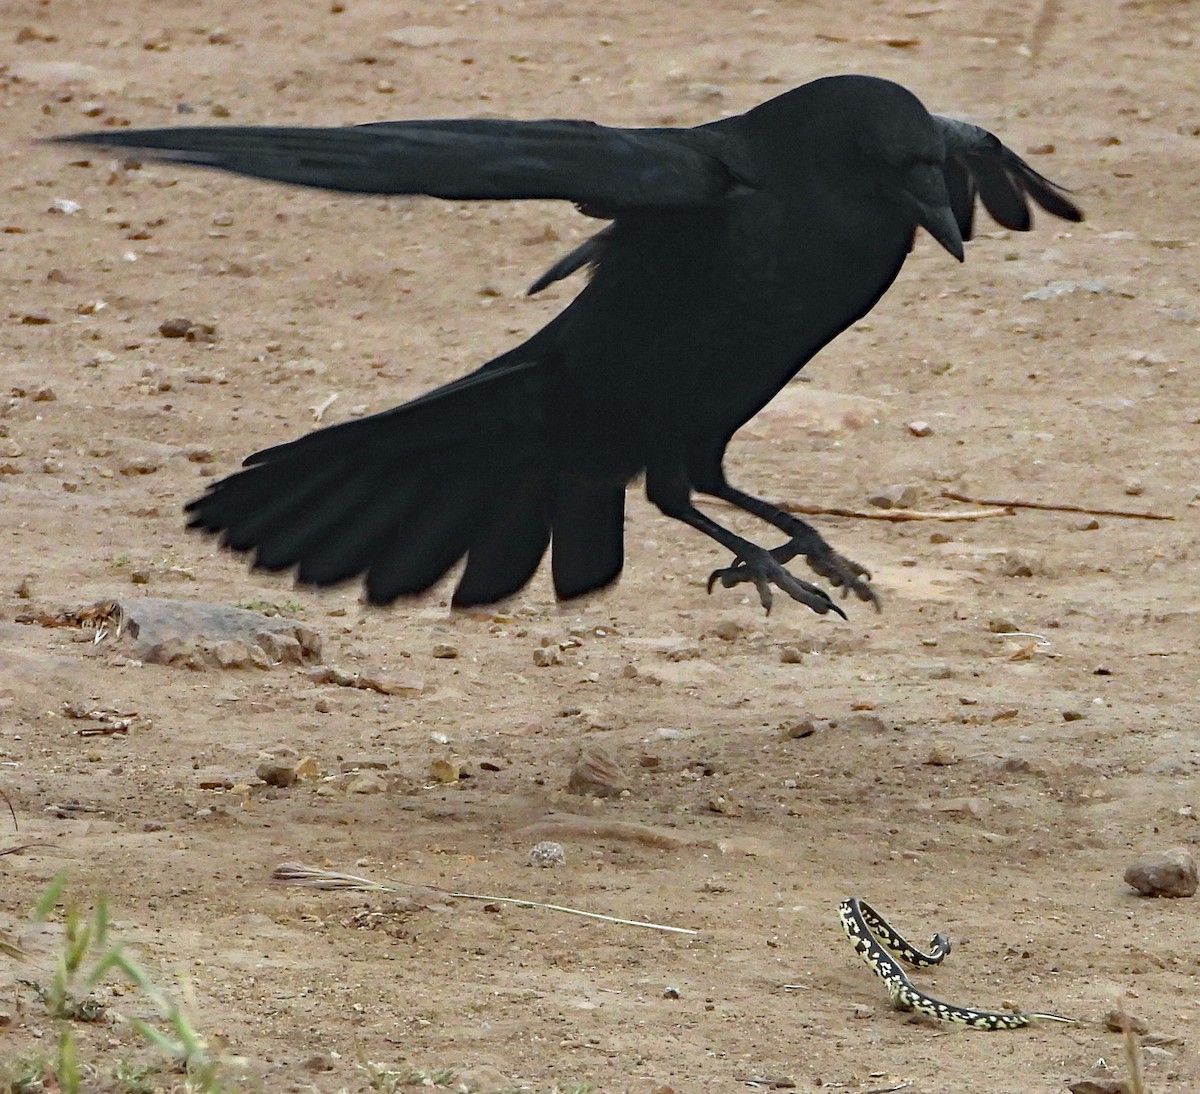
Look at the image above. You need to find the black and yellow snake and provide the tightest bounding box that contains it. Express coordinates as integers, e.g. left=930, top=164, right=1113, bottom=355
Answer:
left=839, top=898, right=1075, bottom=1030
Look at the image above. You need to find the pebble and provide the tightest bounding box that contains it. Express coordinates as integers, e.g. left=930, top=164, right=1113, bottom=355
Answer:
left=840, top=712, right=890, bottom=734
left=905, top=420, right=933, bottom=437
left=431, top=642, right=458, bottom=659
left=1103, top=1010, right=1150, bottom=1035
left=1124, top=847, right=1198, bottom=897
left=532, top=646, right=561, bottom=667
left=256, top=759, right=298, bottom=788
left=1067, top=1081, right=1129, bottom=1094
left=567, top=745, right=631, bottom=797
left=528, top=840, right=566, bottom=868
left=778, top=716, right=819, bottom=740
left=346, top=771, right=388, bottom=795
left=1062, top=709, right=1086, bottom=722
left=159, top=317, right=193, bottom=338
left=866, top=484, right=918, bottom=509
left=778, top=645, right=803, bottom=664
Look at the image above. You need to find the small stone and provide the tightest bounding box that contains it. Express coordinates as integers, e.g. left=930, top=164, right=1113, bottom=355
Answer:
left=528, top=840, right=566, bottom=868
left=256, top=760, right=298, bottom=787
left=431, top=642, right=458, bottom=659
left=866, top=484, right=918, bottom=509
left=841, top=712, right=889, bottom=734
left=118, top=454, right=161, bottom=475
left=567, top=745, right=630, bottom=797
left=302, top=1052, right=336, bottom=1073
left=999, top=550, right=1044, bottom=578
left=1067, top=1081, right=1130, bottom=1094
left=1123, top=478, right=1145, bottom=496
left=924, top=743, right=958, bottom=766
left=778, top=716, right=819, bottom=739
left=1124, top=847, right=1198, bottom=897
left=779, top=645, right=803, bottom=664
left=1103, top=1010, right=1150, bottom=1035
left=429, top=759, right=462, bottom=784
left=532, top=645, right=561, bottom=667
left=346, top=771, right=388, bottom=794
left=662, top=986, right=681, bottom=999
left=988, top=618, right=1019, bottom=633
left=1062, top=709, right=1086, bottom=722
left=906, top=420, right=933, bottom=437
left=1071, top=516, right=1101, bottom=531
left=159, top=317, right=193, bottom=338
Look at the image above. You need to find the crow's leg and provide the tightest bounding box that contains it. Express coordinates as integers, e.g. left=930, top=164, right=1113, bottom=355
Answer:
left=645, top=464, right=844, bottom=617
left=702, top=480, right=879, bottom=609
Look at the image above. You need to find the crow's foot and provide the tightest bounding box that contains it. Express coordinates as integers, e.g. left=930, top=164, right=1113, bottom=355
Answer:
left=707, top=551, right=846, bottom=617
left=782, top=542, right=879, bottom=611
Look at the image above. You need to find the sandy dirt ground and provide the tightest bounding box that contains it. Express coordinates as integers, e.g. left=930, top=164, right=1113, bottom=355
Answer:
left=2, top=0, right=1199, bottom=1091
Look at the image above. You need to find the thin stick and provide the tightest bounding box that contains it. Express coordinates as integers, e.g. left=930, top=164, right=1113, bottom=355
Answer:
left=941, top=490, right=1175, bottom=521
left=272, top=862, right=698, bottom=935
left=781, top=502, right=1012, bottom=522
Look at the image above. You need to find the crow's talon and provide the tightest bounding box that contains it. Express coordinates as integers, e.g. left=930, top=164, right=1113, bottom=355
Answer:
left=786, top=545, right=878, bottom=611
left=707, top=556, right=846, bottom=618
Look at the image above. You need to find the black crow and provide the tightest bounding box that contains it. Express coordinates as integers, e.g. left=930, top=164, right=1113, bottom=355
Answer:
left=51, top=75, right=1082, bottom=614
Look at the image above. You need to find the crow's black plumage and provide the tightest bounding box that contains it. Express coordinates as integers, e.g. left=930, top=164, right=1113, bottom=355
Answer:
left=51, top=75, right=1082, bottom=614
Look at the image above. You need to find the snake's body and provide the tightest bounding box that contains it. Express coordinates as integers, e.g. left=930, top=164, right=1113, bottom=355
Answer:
left=839, top=898, right=1074, bottom=1030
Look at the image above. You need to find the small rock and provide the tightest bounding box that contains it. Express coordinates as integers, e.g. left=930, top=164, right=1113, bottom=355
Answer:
left=567, top=745, right=630, bottom=797
left=1071, top=516, right=1101, bottom=531
left=924, top=743, right=958, bottom=766
left=999, top=550, right=1045, bottom=578
left=1103, top=1010, right=1150, bottom=1035
left=1067, top=1080, right=1130, bottom=1094
left=1124, top=847, right=1198, bottom=897
left=778, top=716, right=820, bottom=739
left=346, top=771, right=388, bottom=794
left=866, top=484, right=918, bottom=509
left=159, top=317, right=193, bottom=338
left=429, top=759, right=462, bottom=784
left=1062, top=709, right=1086, bottom=722
left=431, top=642, right=458, bottom=659
left=528, top=840, right=566, bottom=868
left=256, top=760, right=298, bottom=787
left=906, top=420, right=933, bottom=437
left=988, top=617, right=1020, bottom=634
left=532, top=645, right=561, bottom=667
left=779, top=644, right=803, bottom=664
left=662, top=986, right=681, bottom=999
left=841, top=712, right=890, bottom=734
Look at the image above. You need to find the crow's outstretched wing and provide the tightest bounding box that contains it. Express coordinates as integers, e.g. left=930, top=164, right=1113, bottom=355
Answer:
left=49, top=118, right=752, bottom=213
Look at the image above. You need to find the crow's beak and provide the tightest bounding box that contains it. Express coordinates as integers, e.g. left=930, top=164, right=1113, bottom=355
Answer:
left=902, top=163, right=964, bottom=262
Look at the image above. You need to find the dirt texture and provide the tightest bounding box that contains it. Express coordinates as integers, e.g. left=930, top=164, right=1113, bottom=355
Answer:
left=2, top=0, right=1199, bottom=1091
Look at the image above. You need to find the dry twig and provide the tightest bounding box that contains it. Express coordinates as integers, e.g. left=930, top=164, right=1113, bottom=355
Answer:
left=780, top=502, right=1011, bottom=522
left=272, top=861, right=698, bottom=935
left=941, top=490, right=1175, bottom=521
